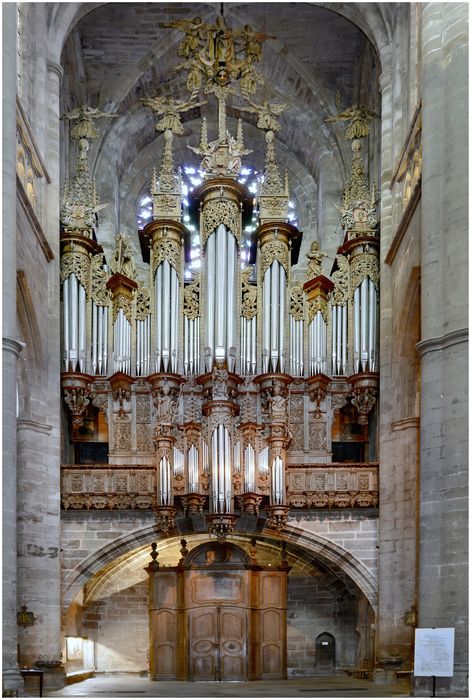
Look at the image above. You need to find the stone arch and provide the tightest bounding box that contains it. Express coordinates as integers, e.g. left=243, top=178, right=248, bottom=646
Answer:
left=62, top=522, right=377, bottom=611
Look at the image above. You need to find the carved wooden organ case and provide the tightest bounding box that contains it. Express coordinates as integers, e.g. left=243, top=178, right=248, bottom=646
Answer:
left=60, top=15, right=380, bottom=532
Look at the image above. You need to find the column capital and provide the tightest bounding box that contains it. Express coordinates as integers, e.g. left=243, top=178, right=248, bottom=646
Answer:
left=2, top=337, right=24, bottom=359
left=47, top=60, right=64, bottom=81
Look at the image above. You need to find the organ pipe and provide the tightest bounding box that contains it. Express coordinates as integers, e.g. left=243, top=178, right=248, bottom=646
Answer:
left=211, top=425, right=233, bottom=514
left=271, top=456, right=284, bottom=505
left=155, top=261, right=179, bottom=373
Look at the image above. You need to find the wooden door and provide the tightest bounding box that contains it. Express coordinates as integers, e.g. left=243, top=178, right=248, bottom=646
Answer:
left=189, top=607, right=247, bottom=681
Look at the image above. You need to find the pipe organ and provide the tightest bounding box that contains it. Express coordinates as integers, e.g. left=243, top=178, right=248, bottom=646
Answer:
left=60, top=14, right=380, bottom=538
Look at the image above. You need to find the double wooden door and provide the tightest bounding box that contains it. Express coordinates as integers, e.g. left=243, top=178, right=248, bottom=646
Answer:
left=189, top=606, right=247, bottom=681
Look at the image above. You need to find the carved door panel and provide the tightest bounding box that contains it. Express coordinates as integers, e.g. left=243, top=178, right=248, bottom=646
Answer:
left=219, top=607, right=246, bottom=681
left=189, top=607, right=247, bottom=681
left=189, top=608, right=218, bottom=681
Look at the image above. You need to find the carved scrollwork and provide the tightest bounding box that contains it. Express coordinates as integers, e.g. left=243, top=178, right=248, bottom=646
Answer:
left=331, top=254, right=349, bottom=306
left=63, top=388, right=90, bottom=424
left=152, top=239, right=181, bottom=275
left=90, top=253, right=111, bottom=305
left=241, top=268, right=257, bottom=320
left=183, top=274, right=200, bottom=319
left=260, top=240, right=289, bottom=277
left=136, top=287, right=151, bottom=321
left=308, top=297, right=328, bottom=324
left=290, top=285, right=304, bottom=321
left=350, top=253, right=379, bottom=291
left=112, top=293, right=132, bottom=323
left=60, top=252, right=90, bottom=290
left=201, top=200, right=241, bottom=249
left=351, top=387, right=377, bottom=424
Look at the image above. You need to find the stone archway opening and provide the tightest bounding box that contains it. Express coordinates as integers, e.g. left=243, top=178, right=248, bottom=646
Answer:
left=61, top=532, right=376, bottom=680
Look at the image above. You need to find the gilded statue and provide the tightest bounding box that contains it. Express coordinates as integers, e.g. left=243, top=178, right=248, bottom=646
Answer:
left=62, top=104, right=119, bottom=140
left=140, top=94, right=206, bottom=135
left=325, top=103, right=377, bottom=140
left=306, top=241, right=328, bottom=278
left=240, top=97, right=288, bottom=132
left=109, top=233, right=136, bottom=280
left=163, top=15, right=274, bottom=91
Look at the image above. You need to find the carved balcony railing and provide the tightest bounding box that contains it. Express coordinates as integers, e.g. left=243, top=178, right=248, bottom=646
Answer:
left=287, top=463, right=378, bottom=508
left=61, top=462, right=378, bottom=511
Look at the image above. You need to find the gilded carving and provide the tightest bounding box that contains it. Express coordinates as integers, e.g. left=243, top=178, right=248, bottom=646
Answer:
left=241, top=268, right=257, bottom=320
left=260, top=240, right=289, bottom=277
left=136, top=425, right=151, bottom=451
left=201, top=200, right=241, bottom=248
left=290, top=286, right=304, bottom=321
left=90, top=254, right=111, bottom=305
left=308, top=297, right=328, bottom=324
left=135, top=395, right=151, bottom=423
left=60, top=252, right=90, bottom=290
left=112, top=293, right=132, bottom=323
left=153, top=239, right=181, bottom=275
left=351, top=387, right=377, bottom=425
left=331, top=254, right=349, bottom=306
left=109, top=233, right=137, bottom=280
left=183, top=274, right=200, bottom=319
left=136, top=287, right=151, bottom=321
left=306, top=241, right=328, bottom=279
left=350, top=253, right=379, bottom=291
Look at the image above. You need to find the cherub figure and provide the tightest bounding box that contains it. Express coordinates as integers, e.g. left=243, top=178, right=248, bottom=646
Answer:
left=306, top=241, right=328, bottom=278
left=325, top=104, right=377, bottom=140
left=62, top=105, right=119, bottom=140
left=140, top=94, right=206, bottom=135
left=240, top=97, right=288, bottom=132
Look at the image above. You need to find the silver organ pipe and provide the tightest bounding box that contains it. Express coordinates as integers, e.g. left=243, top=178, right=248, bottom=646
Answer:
left=226, top=234, right=236, bottom=371
left=360, top=277, right=368, bottom=371
left=184, top=312, right=200, bottom=376
left=136, top=316, right=151, bottom=376
left=233, top=440, right=241, bottom=473
left=352, top=278, right=377, bottom=373
left=278, top=266, right=286, bottom=372
left=155, top=261, right=179, bottom=373
left=244, top=444, right=256, bottom=492
left=78, top=283, right=86, bottom=372
left=70, top=272, right=78, bottom=371
left=331, top=305, right=337, bottom=375
left=184, top=316, right=189, bottom=375
left=173, top=447, right=185, bottom=477
left=353, top=287, right=361, bottom=374
left=187, top=445, right=199, bottom=493
left=262, top=265, right=271, bottom=373
left=91, top=302, right=108, bottom=376
left=271, top=456, right=284, bottom=505
left=214, top=224, right=226, bottom=363
left=62, top=276, right=69, bottom=370
left=309, top=311, right=327, bottom=376
left=259, top=446, right=269, bottom=474
left=368, top=280, right=377, bottom=372
left=205, top=232, right=215, bottom=371
left=202, top=439, right=209, bottom=474
left=155, top=264, right=162, bottom=371
left=270, top=261, right=279, bottom=370
left=211, top=425, right=233, bottom=514
left=159, top=456, right=172, bottom=506
left=341, top=305, right=347, bottom=374
left=290, top=315, right=304, bottom=377
left=113, top=308, right=131, bottom=373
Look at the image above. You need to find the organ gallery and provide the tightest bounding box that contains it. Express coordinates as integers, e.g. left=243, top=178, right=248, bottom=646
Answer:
left=5, top=3, right=467, bottom=695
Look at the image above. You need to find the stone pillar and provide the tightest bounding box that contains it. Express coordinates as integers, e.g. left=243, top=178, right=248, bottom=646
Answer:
left=42, top=59, right=65, bottom=687
left=2, top=3, right=24, bottom=694
left=414, top=4, right=468, bottom=696
left=374, top=63, right=415, bottom=682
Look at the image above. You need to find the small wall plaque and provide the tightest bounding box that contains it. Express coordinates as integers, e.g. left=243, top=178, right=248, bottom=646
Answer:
left=17, top=605, right=36, bottom=627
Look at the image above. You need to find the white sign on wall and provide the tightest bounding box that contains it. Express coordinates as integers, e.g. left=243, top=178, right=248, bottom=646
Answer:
left=414, top=628, right=455, bottom=677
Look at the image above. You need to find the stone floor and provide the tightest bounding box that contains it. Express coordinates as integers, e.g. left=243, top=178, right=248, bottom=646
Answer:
left=41, top=673, right=412, bottom=698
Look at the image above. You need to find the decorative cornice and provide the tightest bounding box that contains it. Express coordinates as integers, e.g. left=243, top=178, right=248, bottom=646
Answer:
left=391, top=417, right=420, bottom=432
left=17, top=176, right=55, bottom=262
left=415, top=328, right=468, bottom=357
left=3, top=337, right=24, bottom=358
left=17, top=419, right=53, bottom=434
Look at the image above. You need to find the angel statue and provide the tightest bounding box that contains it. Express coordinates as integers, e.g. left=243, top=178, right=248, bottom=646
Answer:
left=306, top=241, right=328, bottom=278
left=240, top=97, right=288, bottom=132
left=62, top=104, right=119, bottom=140
left=160, top=17, right=206, bottom=60
left=140, top=94, right=206, bottom=135
left=325, top=103, right=377, bottom=140
left=236, top=24, right=275, bottom=65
